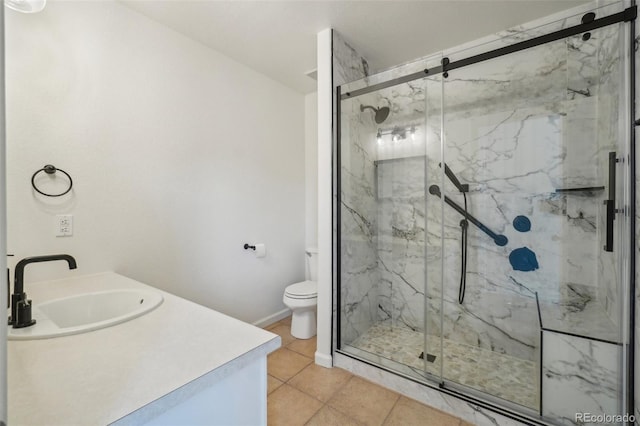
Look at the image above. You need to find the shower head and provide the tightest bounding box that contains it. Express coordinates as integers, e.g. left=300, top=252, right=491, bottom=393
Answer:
left=360, top=105, right=390, bottom=124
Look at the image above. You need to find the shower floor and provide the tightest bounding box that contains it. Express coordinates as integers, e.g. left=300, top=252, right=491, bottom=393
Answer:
left=347, top=323, right=538, bottom=410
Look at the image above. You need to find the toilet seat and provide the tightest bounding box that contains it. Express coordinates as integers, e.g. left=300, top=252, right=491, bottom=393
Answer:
left=284, top=280, right=317, bottom=300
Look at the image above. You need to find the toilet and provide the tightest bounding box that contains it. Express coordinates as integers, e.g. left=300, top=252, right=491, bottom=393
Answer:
left=283, top=248, right=318, bottom=339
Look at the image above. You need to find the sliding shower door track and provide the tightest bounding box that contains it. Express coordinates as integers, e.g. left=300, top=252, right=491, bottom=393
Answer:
left=340, top=6, right=637, bottom=100
left=335, top=349, right=549, bottom=426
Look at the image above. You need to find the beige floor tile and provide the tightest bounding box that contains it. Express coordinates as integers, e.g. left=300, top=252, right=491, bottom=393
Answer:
left=289, top=364, right=352, bottom=402
left=269, top=324, right=297, bottom=346
left=268, top=348, right=312, bottom=381
left=383, top=396, right=461, bottom=426
left=306, top=405, right=364, bottom=426
left=268, top=374, right=284, bottom=394
left=268, top=384, right=322, bottom=426
left=327, top=376, right=400, bottom=426
left=460, top=421, right=474, bottom=426
left=287, top=336, right=317, bottom=358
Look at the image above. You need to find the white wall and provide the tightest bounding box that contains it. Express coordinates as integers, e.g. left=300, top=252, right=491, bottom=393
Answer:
left=304, top=92, right=318, bottom=254
left=315, top=29, right=333, bottom=367
left=5, top=1, right=305, bottom=325
left=0, top=5, right=7, bottom=424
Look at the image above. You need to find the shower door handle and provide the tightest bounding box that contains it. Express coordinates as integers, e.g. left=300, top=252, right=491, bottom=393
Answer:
left=603, top=152, right=616, bottom=252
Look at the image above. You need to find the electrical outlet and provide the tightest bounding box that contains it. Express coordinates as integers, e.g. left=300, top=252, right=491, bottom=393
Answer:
left=55, top=215, right=73, bottom=237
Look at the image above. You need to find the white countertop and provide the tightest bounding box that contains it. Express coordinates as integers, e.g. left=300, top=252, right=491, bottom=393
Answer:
left=8, top=272, right=281, bottom=425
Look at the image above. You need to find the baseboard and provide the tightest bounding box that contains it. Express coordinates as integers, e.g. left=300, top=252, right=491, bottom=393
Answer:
left=314, top=351, right=333, bottom=368
left=252, top=308, right=291, bottom=328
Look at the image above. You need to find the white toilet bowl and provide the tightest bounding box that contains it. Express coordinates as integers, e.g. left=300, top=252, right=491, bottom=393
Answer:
left=283, top=280, right=317, bottom=339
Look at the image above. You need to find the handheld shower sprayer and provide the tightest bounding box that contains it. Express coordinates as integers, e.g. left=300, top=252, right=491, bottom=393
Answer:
left=435, top=165, right=472, bottom=304
left=439, top=163, right=469, bottom=193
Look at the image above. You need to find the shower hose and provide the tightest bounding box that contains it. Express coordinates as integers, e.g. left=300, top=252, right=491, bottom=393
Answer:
left=458, top=193, right=468, bottom=304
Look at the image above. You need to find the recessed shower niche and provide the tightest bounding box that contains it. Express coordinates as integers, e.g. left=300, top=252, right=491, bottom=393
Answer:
left=335, top=2, right=633, bottom=424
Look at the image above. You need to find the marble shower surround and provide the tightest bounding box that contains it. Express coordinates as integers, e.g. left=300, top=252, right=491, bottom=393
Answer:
left=361, top=7, right=625, bottom=359
left=542, top=331, right=622, bottom=425
left=337, top=1, right=632, bottom=424
left=334, top=31, right=377, bottom=345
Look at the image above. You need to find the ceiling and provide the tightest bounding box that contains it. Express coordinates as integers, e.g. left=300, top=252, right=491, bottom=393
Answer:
left=120, top=1, right=588, bottom=94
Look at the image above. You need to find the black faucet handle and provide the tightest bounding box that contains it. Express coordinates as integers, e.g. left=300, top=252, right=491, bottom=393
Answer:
left=9, top=293, right=24, bottom=326
left=9, top=254, right=77, bottom=329
left=14, top=298, right=36, bottom=329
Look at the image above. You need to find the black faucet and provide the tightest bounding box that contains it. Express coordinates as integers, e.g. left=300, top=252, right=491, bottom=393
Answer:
left=9, top=254, right=77, bottom=328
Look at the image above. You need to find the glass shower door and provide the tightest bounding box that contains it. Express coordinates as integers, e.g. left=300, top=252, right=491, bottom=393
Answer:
left=437, top=6, right=629, bottom=418
left=337, top=55, right=445, bottom=384
left=337, top=2, right=632, bottom=424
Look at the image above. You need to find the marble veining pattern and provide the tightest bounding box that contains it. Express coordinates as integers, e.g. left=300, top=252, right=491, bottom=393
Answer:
left=333, top=31, right=369, bottom=89
left=542, top=331, right=622, bottom=425
left=365, top=4, right=622, bottom=359
left=336, top=1, right=630, bottom=423
left=333, top=31, right=373, bottom=347
left=538, top=283, right=619, bottom=342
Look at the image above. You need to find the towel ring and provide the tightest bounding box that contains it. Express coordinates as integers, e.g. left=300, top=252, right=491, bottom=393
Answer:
left=31, top=165, right=73, bottom=197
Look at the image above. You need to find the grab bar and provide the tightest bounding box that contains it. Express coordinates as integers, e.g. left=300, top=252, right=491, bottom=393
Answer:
left=603, top=151, right=617, bottom=252
left=428, top=185, right=508, bottom=246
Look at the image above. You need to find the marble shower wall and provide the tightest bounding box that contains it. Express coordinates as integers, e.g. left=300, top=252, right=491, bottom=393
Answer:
left=376, top=157, right=426, bottom=329
left=333, top=31, right=378, bottom=345
left=374, top=70, right=444, bottom=339
left=338, top=2, right=628, bottom=363
left=336, top=1, right=632, bottom=424
left=373, top=33, right=601, bottom=362
left=542, top=331, right=622, bottom=424
left=339, top=96, right=380, bottom=344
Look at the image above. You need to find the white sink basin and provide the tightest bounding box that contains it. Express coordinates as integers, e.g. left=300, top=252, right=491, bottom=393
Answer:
left=8, top=289, right=163, bottom=340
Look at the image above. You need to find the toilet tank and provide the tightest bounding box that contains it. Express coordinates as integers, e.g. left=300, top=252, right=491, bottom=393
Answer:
left=306, top=247, right=319, bottom=281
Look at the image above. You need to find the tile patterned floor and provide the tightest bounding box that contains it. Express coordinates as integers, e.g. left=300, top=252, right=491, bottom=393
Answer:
left=265, top=316, right=472, bottom=426
left=348, top=323, right=538, bottom=410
